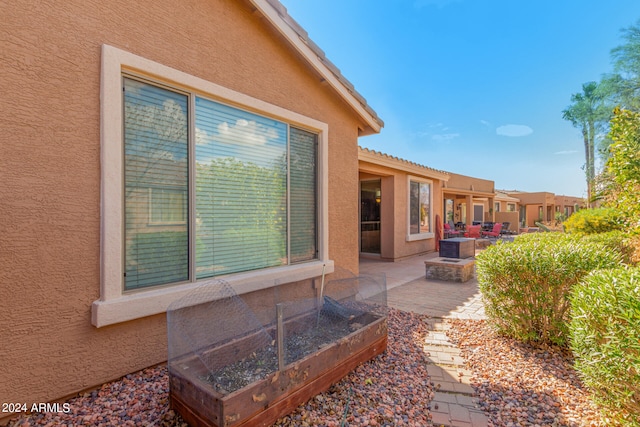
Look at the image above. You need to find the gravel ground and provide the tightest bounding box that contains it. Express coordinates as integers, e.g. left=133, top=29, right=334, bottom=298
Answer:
left=445, top=319, right=604, bottom=427
left=6, top=310, right=604, bottom=427
left=6, top=308, right=435, bottom=427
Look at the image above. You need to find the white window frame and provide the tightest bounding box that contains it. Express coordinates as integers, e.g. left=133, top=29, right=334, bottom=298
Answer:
left=94, top=45, right=332, bottom=327
left=406, top=176, right=434, bottom=241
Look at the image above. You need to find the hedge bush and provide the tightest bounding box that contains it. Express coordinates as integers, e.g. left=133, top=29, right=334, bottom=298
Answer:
left=579, top=231, right=636, bottom=266
left=476, top=233, right=622, bottom=345
left=570, top=267, right=640, bottom=426
left=563, top=207, right=626, bottom=234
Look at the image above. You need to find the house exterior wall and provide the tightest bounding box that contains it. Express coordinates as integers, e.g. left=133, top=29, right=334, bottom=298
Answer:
left=442, top=173, right=495, bottom=226
left=0, top=0, right=368, bottom=416
left=495, top=200, right=519, bottom=213
left=358, top=156, right=445, bottom=261
left=554, top=195, right=585, bottom=217
left=445, top=173, right=494, bottom=194
left=526, top=205, right=544, bottom=226
left=494, top=212, right=520, bottom=232
left=511, top=192, right=555, bottom=206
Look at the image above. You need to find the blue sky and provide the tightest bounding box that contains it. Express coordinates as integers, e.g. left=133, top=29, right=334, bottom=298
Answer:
left=278, top=0, right=640, bottom=197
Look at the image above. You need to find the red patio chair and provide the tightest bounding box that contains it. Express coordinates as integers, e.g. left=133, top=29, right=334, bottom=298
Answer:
left=443, top=222, right=460, bottom=238
left=481, top=222, right=502, bottom=238
left=463, top=225, right=481, bottom=238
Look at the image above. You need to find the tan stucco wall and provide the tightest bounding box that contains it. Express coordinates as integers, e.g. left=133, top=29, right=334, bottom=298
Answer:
left=358, top=163, right=443, bottom=261
left=555, top=195, right=585, bottom=213
left=494, top=212, right=520, bottom=232
left=509, top=192, right=555, bottom=206
left=0, top=0, right=367, bottom=414
left=526, top=205, right=544, bottom=226
left=445, top=172, right=494, bottom=194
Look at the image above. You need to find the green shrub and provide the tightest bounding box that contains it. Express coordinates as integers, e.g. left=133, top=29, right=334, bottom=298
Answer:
left=476, top=233, right=622, bottom=345
left=563, top=207, right=626, bottom=234
left=570, top=267, right=640, bottom=426
left=580, top=231, right=636, bottom=265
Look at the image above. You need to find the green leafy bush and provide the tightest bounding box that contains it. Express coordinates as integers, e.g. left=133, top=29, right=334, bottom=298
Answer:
left=563, top=207, right=625, bottom=234
left=580, top=231, right=636, bottom=265
left=476, top=233, right=622, bottom=345
left=570, top=267, right=640, bottom=426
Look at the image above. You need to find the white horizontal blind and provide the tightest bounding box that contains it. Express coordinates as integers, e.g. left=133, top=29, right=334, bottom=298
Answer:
left=123, top=78, right=189, bottom=290
left=289, top=127, right=317, bottom=263
left=195, top=97, right=287, bottom=278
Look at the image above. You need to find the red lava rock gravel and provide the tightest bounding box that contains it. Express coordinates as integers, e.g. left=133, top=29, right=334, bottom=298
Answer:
left=445, top=319, right=604, bottom=427
left=6, top=312, right=606, bottom=427
left=7, top=308, right=436, bottom=427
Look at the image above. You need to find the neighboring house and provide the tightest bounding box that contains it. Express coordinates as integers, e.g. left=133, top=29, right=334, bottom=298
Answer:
left=505, top=191, right=585, bottom=227
left=494, top=190, right=520, bottom=233
left=0, top=0, right=382, bottom=420
left=358, top=147, right=449, bottom=261
left=555, top=195, right=585, bottom=219
left=442, top=172, right=496, bottom=227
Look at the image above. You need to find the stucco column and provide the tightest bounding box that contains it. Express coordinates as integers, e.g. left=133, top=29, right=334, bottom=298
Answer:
left=489, top=197, right=494, bottom=221
left=466, top=194, right=473, bottom=227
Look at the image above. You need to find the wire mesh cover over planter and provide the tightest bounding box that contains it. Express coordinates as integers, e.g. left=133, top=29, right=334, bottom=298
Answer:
left=167, top=273, right=387, bottom=427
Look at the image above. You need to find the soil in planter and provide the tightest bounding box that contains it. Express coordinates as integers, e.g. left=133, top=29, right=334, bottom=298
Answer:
left=200, top=308, right=376, bottom=395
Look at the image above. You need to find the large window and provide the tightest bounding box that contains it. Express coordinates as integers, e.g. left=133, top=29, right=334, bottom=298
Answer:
left=95, top=45, right=331, bottom=327
left=123, top=77, right=317, bottom=290
left=408, top=178, right=432, bottom=239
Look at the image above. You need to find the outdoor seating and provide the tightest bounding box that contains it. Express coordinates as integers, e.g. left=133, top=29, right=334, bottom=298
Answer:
left=463, top=224, right=481, bottom=238
left=443, top=222, right=461, bottom=238
left=500, top=222, right=511, bottom=235
left=481, top=221, right=494, bottom=231
left=481, top=222, right=502, bottom=238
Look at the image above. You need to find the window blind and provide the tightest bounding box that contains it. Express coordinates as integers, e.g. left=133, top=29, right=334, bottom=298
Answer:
left=123, top=78, right=189, bottom=290
left=195, top=97, right=287, bottom=278
left=289, top=127, right=317, bottom=263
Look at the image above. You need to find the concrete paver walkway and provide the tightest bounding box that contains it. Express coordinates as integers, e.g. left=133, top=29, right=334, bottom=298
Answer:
left=360, top=254, right=489, bottom=427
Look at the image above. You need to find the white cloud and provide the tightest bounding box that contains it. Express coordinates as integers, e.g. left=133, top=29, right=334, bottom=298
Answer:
left=554, top=150, right=578, bottom=155
left=496, top=124, right=533, bottom=137
left=479, top=120, right=491, bottom=128
left=195, top=127, right=210, bottom=145
left=217, top=119, right=279, bottom=146
left=195, top=120, right=285, bottom=167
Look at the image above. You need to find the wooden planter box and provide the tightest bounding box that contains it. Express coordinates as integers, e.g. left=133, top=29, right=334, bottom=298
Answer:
left=169, top=312, right=387, bottom=427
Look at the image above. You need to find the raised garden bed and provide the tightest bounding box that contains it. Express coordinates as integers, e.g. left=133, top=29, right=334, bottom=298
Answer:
left=167, top=275, right=387, bottom=427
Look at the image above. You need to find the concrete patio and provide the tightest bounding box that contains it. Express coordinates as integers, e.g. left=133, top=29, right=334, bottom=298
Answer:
left=360, top=252, right=485, bottom=320
left=360, top=252, right=489, bottom=427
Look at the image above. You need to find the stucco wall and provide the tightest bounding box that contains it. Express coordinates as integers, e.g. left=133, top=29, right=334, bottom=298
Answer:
left=494, top=212, right=520, bottom=232
left=358, top=164, right=442, bottom=261
left=0, top=0, right=365, bottom=414
left=445, top=172, right=494, bottom=193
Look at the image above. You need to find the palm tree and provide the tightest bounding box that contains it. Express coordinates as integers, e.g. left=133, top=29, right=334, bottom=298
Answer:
left=562, top=81, right=611, bottom=207
left=605, top=19, right=640, bottom=112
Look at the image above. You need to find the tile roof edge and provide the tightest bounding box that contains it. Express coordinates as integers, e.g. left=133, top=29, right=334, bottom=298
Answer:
left=358, top=146, right=449, bottom=176
left=256, top=0, right=384, bottom=132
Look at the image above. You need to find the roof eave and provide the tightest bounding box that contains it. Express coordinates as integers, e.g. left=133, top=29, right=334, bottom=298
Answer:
left=358, top=147, right=450, bottom=180
left=251, top=0, right=383, bottom=135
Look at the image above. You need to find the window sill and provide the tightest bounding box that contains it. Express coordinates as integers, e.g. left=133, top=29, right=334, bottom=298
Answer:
left=91, top=260, right=334, bottom=327
left=406, top=232, right=434, bottom=242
